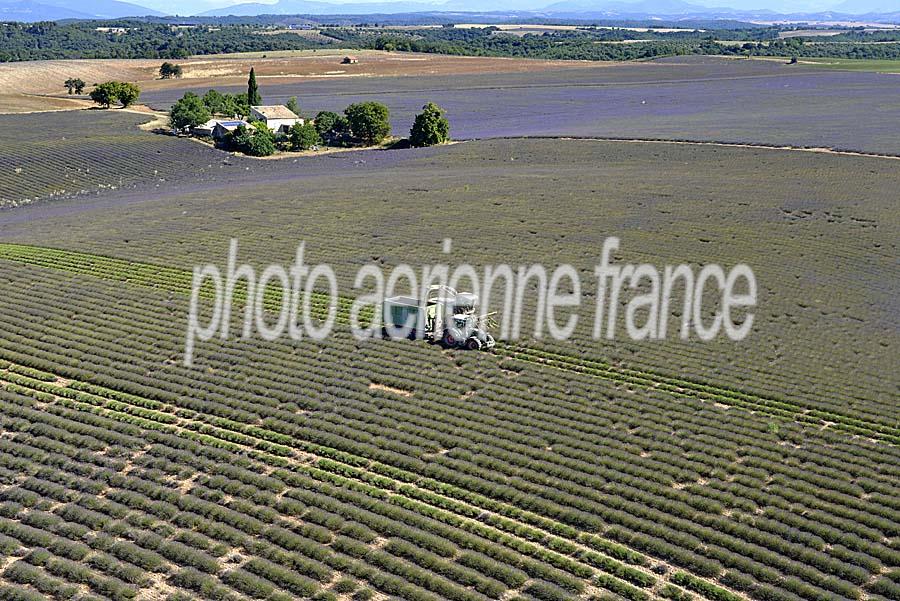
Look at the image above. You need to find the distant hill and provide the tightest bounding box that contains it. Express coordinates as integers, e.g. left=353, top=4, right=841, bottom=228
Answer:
left=832, top=0, right=900, bottom=14
left=541, top=0, right=707, bottom=16
left=198, top=0, right=442, bottom=16
left=196, top=0, right=900, bottom=19
left=0, top=0, right=163, bottom=20
left=3, top=0, right=899, bottom=21
left=0, top=0, right=95, bottom=19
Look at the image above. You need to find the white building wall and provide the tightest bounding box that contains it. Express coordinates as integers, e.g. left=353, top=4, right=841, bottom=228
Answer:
left=265, top=118, right=304, bottom=132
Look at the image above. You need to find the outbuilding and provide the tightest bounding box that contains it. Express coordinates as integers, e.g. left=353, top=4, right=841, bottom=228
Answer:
left=191, top=118, right=219, bottom=137
left=212, top=120, right=250, bottom=141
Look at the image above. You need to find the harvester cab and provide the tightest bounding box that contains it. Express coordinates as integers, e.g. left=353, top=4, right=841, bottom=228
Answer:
left=383, top=285, right=496, bottom=351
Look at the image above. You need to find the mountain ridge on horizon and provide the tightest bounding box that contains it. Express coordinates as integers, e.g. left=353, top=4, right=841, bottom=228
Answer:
left=1, top=0, right=897, bottom=21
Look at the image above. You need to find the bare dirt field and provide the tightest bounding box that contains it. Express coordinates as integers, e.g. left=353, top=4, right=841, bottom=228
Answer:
left=0, top=49, right=610, bottom=114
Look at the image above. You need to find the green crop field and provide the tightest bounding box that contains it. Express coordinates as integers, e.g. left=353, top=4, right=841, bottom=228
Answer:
left=796, top=58, right=900, bottom=73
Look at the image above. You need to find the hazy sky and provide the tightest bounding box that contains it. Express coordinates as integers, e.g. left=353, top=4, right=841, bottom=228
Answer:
left=133, top=0, right=874, bottom=16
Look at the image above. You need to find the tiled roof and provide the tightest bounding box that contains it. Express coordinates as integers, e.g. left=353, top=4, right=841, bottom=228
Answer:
left=251, top=106, right=300, bottom=120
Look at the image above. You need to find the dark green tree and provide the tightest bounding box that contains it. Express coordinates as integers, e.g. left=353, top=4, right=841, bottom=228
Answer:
left=313, top=111, right=348, bottom=146
left=64, top=77, right=85, bottom=95
left=159, top=62, right=183, bottom=79
left=90, top=81, right=140, bottom=108
left=313, top=111, right=338, bottom=137
left=409, top=102, right=450, bottom=147
left=202, top=89, right=225, bottom=114
left=247, top=67, right=261, bottom=106
left=115, top=82, right=140, bottom=107
left=169, top=92, right=211, bottom=131
left=344, top=101, right=391, bottom=146
left=89, top=82, right=119, bottom=108
left=285, top=96, right=300, bottom=116
left=223, top=93, right=250, bottom=119
left=230, top=122, right=275, bottom=156
left=288, top=122, right=321, bottom=151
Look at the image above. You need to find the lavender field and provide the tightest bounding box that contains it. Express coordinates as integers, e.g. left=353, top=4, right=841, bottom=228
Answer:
left=0, top=110, right=459, bottom=208
left=0, top=53, right=898, bottom=601
left=1, top=134, right=898, bottom=601
left=0, top=111, right=228, bottom=208
left=144, top=56, right=900, bottom=155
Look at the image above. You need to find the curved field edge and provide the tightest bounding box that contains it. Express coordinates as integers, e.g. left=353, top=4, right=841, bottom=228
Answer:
left=5, top=107, right=900, bottom=211
left=0, top=242, right=895, bottom=449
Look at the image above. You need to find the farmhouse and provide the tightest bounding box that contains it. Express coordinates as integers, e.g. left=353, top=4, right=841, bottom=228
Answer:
left=250, top=105, right=303, bottom=135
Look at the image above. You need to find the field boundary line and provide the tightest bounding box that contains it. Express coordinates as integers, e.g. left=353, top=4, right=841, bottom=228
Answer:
left=476, top=136, right=900, bottom=160
left=0, top=242, right=895, bottom=447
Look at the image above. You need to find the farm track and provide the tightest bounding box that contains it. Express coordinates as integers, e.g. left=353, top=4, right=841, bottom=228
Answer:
left=0, top=363, right=729, bottom=601
left=0, top=242, right=896, bottom=448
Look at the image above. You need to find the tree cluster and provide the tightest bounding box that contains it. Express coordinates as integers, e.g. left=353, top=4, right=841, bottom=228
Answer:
left=63, top=77, right=86, bottom=95
left=169, top=92, right=210, bottom=131
left=224, top=122, right=276, bottom=157
left=323, top=26, right=900, bottom=61
left=159, top=62, right=183, bottom=79
left=89, top=81, right=140, bottom=108
left=0, top=21, right=332, bottom=62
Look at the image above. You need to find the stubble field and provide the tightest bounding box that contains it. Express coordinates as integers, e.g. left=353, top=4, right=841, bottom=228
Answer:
left=0, top=50, right=605, bottom=114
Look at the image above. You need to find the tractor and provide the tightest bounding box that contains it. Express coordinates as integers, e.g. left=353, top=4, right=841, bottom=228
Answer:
left=382, top=285, right=496, bottom=350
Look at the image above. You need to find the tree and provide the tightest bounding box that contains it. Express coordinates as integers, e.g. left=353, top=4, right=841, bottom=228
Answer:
left=247, top=67, right=261, bottom=106
left=89, top=82, right=119, bottom=108
left=207, top=91, right=250, bottom=119
left=288, top=122, right=320, bottom=151
left=285, top=96, right=300, bottom=116
left=344, top=102, right=391, bottom=146
left=202, top=89, right=225, bottom=114
left=159, top=62, right=183, bottom=79
left=169, top=92, right=211, bottom=131
left=202, top=88, right=248, bottom=118
left=313, top=111, right=348, bottom=146
left=64, top=78, right=85, bottom=95
left=313, top=111, right=338, bottom=137
left=89, top=81, right=140, bottom=108
left=229, top=122, right=275, bottom=157
left=409, top=102, right=450, bottom=147
left=115, top=82, right=140, bottom=107
left=226, top=93, right=250, bottom=119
